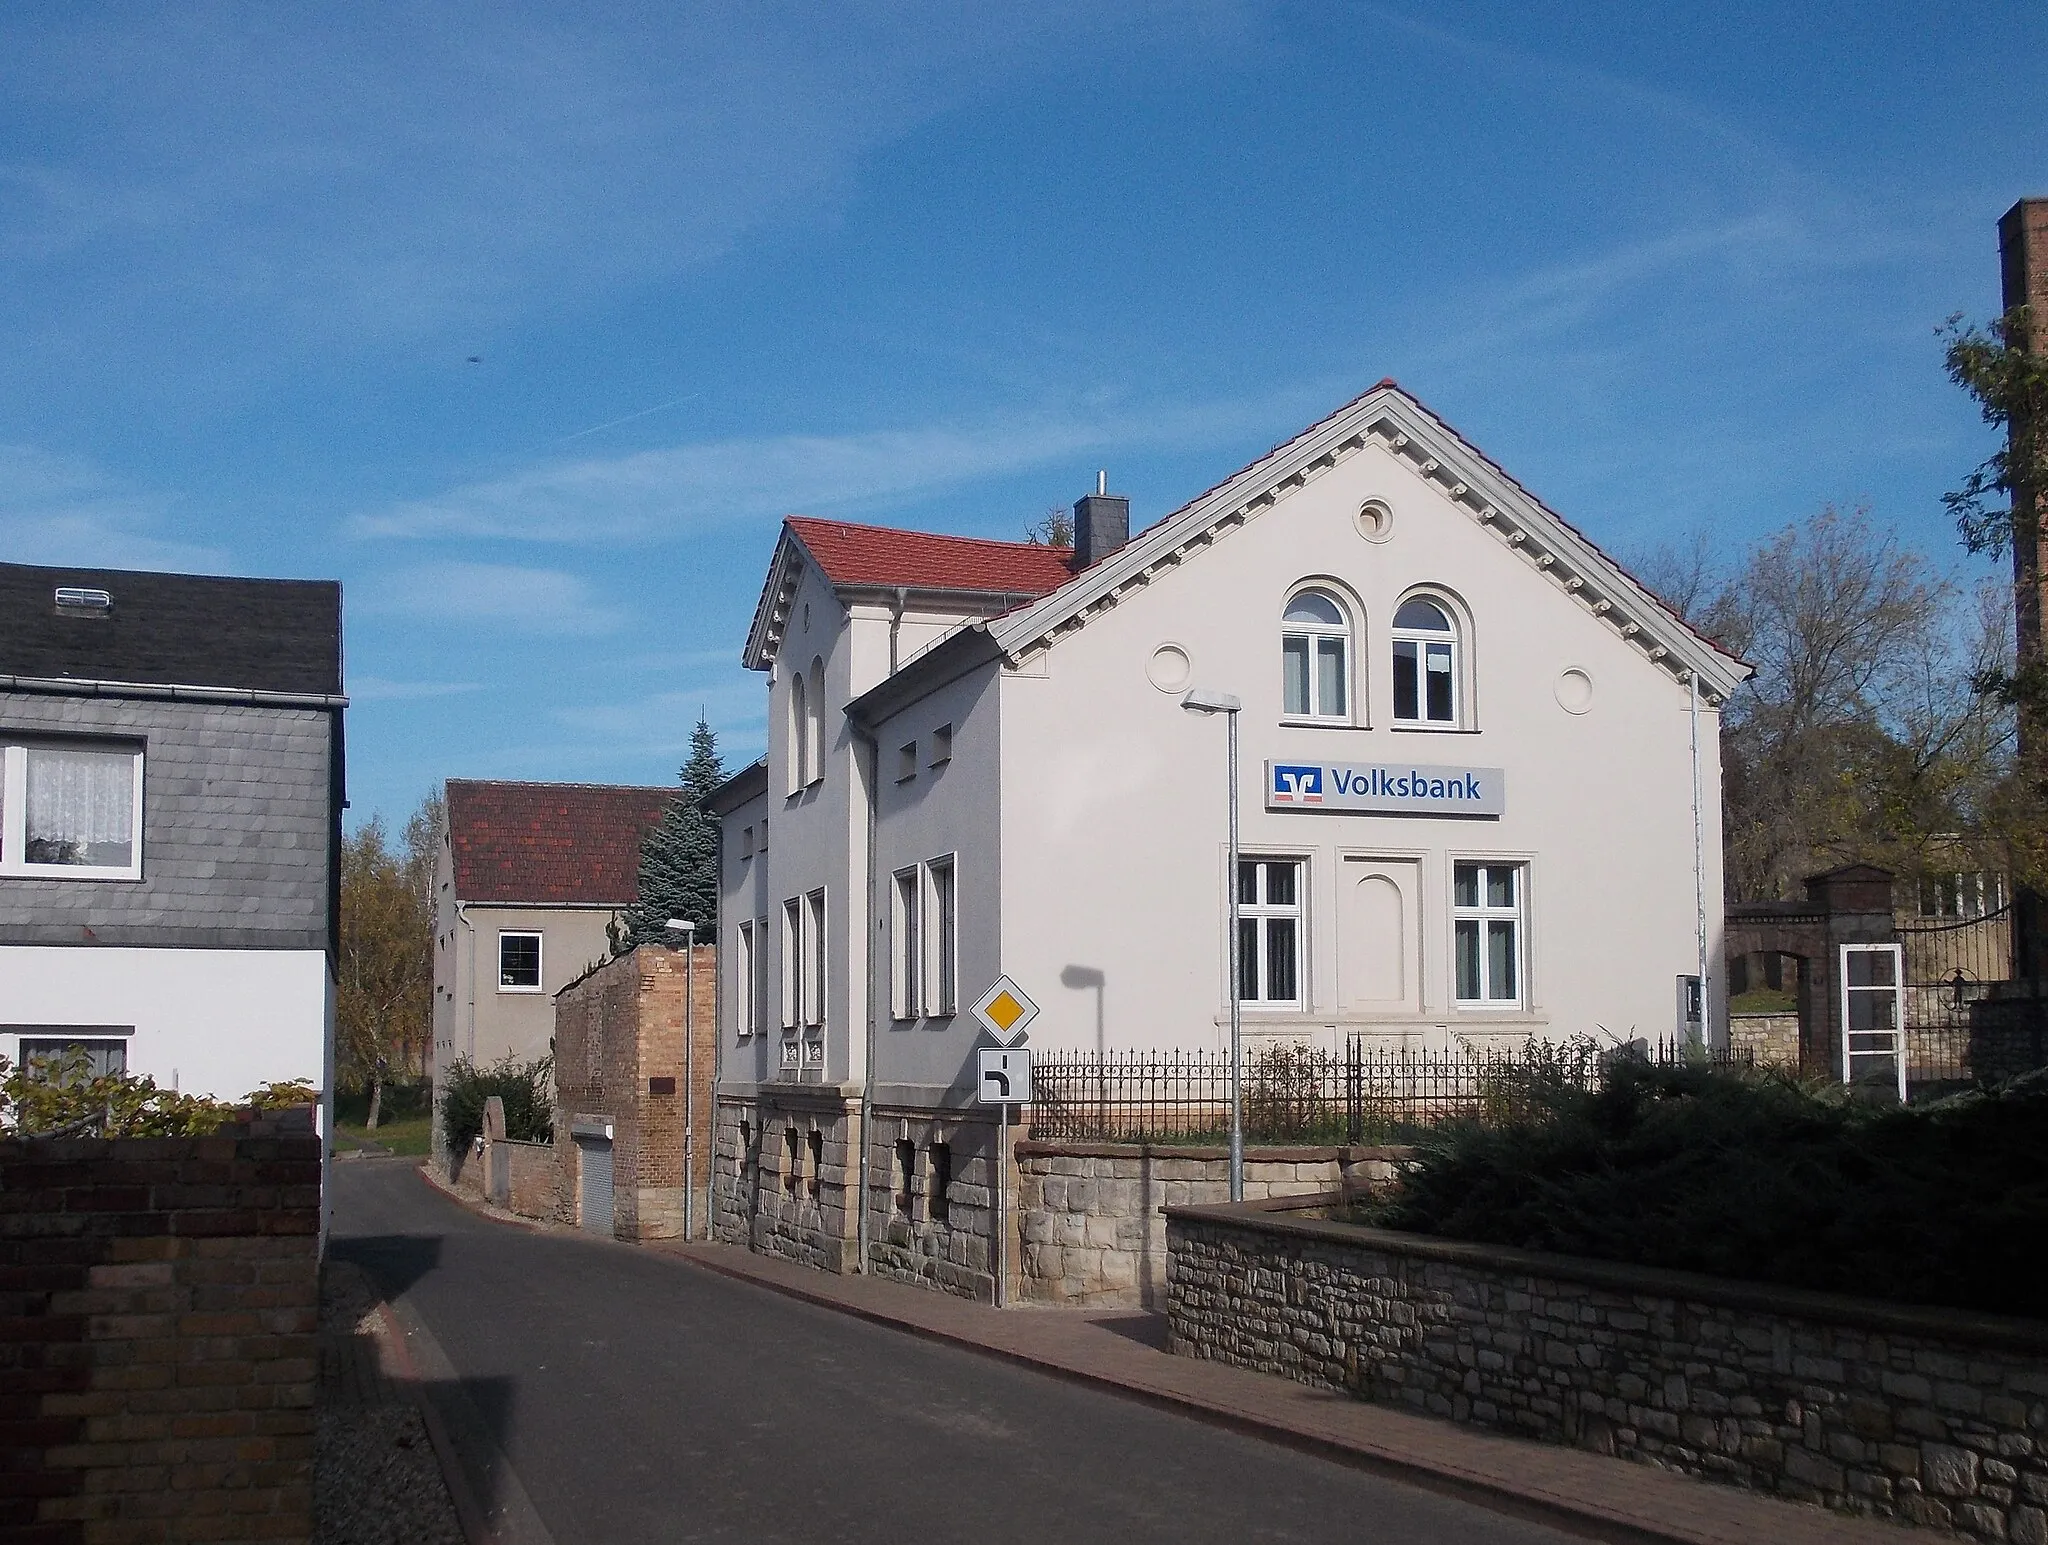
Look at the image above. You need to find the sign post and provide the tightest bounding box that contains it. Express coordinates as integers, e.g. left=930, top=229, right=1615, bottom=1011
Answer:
left=971, top=978, right=1038, bottom=1308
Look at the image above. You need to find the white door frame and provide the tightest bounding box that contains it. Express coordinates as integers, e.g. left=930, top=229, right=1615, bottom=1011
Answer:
left=1838, top=942, right=1906, bottom=1102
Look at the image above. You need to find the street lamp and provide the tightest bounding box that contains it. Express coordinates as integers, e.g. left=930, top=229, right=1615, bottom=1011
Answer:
left=666, top=919, right=697, bottom=1239
left=1180, top=688, right=1244, bottom=1203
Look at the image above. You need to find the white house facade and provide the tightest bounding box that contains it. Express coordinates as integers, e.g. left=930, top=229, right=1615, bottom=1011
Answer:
left=0, top=562, right=345, bottom=1125
left=708, top=381, right=1751, bottom=1297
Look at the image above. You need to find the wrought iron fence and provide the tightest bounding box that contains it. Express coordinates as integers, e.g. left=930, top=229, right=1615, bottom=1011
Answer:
left=1901, top=902, right=2019, bottom=1090
left=1028, top=1039, right=1752, bottom=1145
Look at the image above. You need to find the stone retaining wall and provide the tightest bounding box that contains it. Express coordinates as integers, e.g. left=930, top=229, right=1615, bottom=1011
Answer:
left=1167, top=1196, right=2048, bottom=1541
left=0, top=1128, right=321, bottom=1545
left=1018, top=1143, right=1403, bottom=1308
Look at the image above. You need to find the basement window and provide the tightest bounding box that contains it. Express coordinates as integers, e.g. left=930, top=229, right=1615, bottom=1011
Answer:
left=784, top=1126, right=801, bottom=1197
left=807, top=1129, right=824, bottom=1202
left=896, top=1139, right=916, bottom=1216
left=929, top=1141, right=952, bottom=1225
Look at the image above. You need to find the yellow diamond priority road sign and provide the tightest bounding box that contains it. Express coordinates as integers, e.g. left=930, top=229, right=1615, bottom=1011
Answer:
left=970, top=975, right=1038, bottom=1047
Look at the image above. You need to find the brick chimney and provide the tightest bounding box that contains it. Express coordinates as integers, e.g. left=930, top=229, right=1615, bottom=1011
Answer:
left=1070, top=472, right=1129, bottom=570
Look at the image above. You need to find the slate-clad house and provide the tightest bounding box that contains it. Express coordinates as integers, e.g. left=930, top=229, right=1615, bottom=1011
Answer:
left=430, top=779, right=673, bottom=1086
left=0, top=561, right=345, bottom=1115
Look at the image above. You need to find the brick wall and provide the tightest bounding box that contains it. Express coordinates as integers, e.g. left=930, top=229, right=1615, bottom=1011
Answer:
left=0, top=1132, right=321, bottom=1545
left=1167, top=1198, right=2048, bottom=1542
left=552, top=944, right=715, bottom=1239
left=0, top=694, right=335, bottom=951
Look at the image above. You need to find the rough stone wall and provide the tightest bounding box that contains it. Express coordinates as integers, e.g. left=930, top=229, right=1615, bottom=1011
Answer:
left=0, top=693, right=335, bottom=951
left=1018, top=1144, right=1402, bottom=1309
left=1729, top=1013, right=1799, bottom=1068
left=1167, top=1202, right=2048, bottom=1542
left=0, top=1130, right=320, bottom=1545
left=711, top=1093, right=860, bottom=1273
left=863, top=1108, right=997, bottom=1302
left=552, top=944, right=714, bottom=1239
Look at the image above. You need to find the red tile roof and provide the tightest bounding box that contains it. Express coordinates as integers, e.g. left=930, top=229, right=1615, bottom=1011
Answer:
left=786, top=516, right=1076, bottom=597
left=446, top=780, right=675, bottom=906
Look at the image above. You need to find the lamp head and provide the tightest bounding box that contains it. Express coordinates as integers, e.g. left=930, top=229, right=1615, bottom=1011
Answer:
left=1180, top=688, right=1242, bottom=716
left=665, top=918, right=697, bottom=936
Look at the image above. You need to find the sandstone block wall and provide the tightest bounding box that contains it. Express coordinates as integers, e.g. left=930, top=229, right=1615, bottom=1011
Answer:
left=1018, top=1143, right=1402, bottom=1309
left=0, top=1132, right=321, bottom=1545
left=712, top=1093, right=861, bottom=1273
left=553, top=944, right=715, bottom=1239
left=1168, top=1200, right=2048, bottom=1542
left=1728, top=1012, right=1799, bottom=1068
left=864, top=1108, right=997, bottom=1302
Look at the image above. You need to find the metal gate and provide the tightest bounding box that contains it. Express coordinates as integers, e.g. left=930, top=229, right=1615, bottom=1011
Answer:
left=576, top=1135, right=614, bottom=1236
left=1898, top=901, right=2014, bottom=1094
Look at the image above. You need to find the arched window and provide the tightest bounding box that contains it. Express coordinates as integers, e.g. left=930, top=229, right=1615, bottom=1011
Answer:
left=1392, top=596, right=1459, bottom=725
left=786, top=668, right=808, bottom=791
left=1281, top=588, right=1351, bottom=720
left=805, top=657, right=825, bottom=784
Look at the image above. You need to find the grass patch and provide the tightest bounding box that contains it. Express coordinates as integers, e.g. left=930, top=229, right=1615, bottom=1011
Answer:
left=335, top=1114, right=433, bottom=1156
left=1728, top=988, right=1797, bottom=1015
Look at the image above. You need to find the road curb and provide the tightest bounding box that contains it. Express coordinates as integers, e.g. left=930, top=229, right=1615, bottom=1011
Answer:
left=669, top=1247, right=1885, bottom=1545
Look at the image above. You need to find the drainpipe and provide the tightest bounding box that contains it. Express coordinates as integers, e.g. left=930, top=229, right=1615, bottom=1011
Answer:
left=889, top=587, right=907, bottom=674
left=457, top=902, right=478, bottom=1063
left=1690, top=671, right=1709, bottom=1050
left=852, top=722, right=882, bottom=1274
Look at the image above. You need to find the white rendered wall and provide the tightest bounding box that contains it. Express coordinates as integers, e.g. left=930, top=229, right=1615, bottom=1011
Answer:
left=0, top=946, right=330, bottom=1107
left=996, top=441, right=1726, bottom=1058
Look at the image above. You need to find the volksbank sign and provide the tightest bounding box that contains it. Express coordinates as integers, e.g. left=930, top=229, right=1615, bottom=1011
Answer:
left=1266, top=760, right=1505, bottom=817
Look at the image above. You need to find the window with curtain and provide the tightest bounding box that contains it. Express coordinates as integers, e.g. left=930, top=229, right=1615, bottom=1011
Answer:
left=1454, top=862, right=1524, bottom=1006
left=1280, top=589, right=1351, bottom=720
left=1, top=743, right=142, bottom=876
left=1392, top=597, right=1460, bottom=725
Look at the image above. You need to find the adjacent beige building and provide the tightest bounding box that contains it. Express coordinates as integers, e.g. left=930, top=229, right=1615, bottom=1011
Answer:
left=431, top=779, right=673, bottom=1081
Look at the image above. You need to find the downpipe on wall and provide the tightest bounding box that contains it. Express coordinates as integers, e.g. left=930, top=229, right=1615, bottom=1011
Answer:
left=853, top=723, right=881, bottom=1275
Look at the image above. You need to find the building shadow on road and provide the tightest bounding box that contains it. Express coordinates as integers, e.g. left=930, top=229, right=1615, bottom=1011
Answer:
left=330, top=1232, right=444, bottom=1301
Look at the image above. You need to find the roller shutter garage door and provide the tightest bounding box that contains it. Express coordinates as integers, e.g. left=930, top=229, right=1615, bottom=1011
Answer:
left=576, top=1135, right=614, bottom=1235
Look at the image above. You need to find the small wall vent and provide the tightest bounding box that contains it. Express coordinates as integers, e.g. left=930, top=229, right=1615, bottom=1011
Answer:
left=54, top=587, right=113, bottom=612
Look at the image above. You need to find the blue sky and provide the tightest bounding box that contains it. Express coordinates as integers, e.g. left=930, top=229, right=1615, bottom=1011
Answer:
left=3, top=1, right=2044, bottom=827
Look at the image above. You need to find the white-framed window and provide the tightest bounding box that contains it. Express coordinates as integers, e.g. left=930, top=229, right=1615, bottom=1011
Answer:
left=780, top=898, right=801, bottom=1030
left=1392, top=595, right=1460, bottom=726
left=1918, top=871, right=2004, bottom=919
left=803, top=887, right=826, bottom=1029
left=1236, top=858, right=1303, bottom=1007
left=786, top=669, right=808, bottom=793
left=1453, top=862, right=1523, bottom=1007
left=805, top=657, right=825, bottom=787
left=926, top=854, right=957, bottom=1016
left=753, top=914, right=769, bottom=1034
left=735, top=920, right=756, bottom=1038
left=0, top=741, right=145, bottom=880
left=498, top=931, right=543, bottom=992
left=892, top=867, right=922, bottom=1019
left=1280, top=588, right=1351, bottom=721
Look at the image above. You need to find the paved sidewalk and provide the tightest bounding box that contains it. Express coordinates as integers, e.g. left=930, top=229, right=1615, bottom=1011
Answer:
left=658, top=1240, right=1918, bottom=1545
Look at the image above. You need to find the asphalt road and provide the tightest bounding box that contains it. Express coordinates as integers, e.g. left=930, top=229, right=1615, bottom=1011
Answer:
left=330, top=1159, right=1580, bottom=1545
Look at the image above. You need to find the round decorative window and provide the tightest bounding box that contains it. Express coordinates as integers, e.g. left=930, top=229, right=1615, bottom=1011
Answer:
left=1147, top=643, right=1193, bottom=693
left=1354, top=499, right=1394, bottom=544
left=1555, top=668, right=1594, bottom=715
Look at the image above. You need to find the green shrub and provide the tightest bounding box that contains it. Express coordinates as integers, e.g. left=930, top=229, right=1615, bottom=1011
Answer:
left=1, top=1049, right=237, bottom=1136
left=438, top=1056, right=554, bottom=1154
left=1360, top=1053, right=2048, bottom=1319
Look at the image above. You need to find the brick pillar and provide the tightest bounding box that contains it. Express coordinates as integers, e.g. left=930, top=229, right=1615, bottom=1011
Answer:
left=1998, top=199, right=2048, bottom=979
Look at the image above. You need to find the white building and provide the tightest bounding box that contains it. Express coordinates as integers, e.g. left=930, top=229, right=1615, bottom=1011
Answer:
left=709, top=381, right=1750, bottom=1292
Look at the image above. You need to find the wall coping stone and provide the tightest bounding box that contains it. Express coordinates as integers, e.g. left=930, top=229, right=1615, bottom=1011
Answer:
left=1017, top=1141, right=1409, bottom=1161
left=1167, top=1192, right=2048, bottom=1354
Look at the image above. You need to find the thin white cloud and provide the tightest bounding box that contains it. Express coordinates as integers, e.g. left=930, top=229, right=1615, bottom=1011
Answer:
left=0, top=444, right=229, bottom=573
left=347, top=391, right=1318, bottom=543
left=361, top=562, right=623, bottom=635
left=347, top=676, right=486, bottom=703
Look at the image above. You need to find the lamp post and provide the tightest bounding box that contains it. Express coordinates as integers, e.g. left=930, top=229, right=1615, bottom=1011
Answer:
left=665, top=919, right=697, bottom=1239
left=1180, top=688, right=1243, bottom=1202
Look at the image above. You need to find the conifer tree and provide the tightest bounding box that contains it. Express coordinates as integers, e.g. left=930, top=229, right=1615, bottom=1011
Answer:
left=613, top=717, right=724, bottom=953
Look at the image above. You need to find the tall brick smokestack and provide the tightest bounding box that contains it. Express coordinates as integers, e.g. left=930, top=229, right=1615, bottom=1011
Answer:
left=1997, top=198, right=2048, bottom=978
